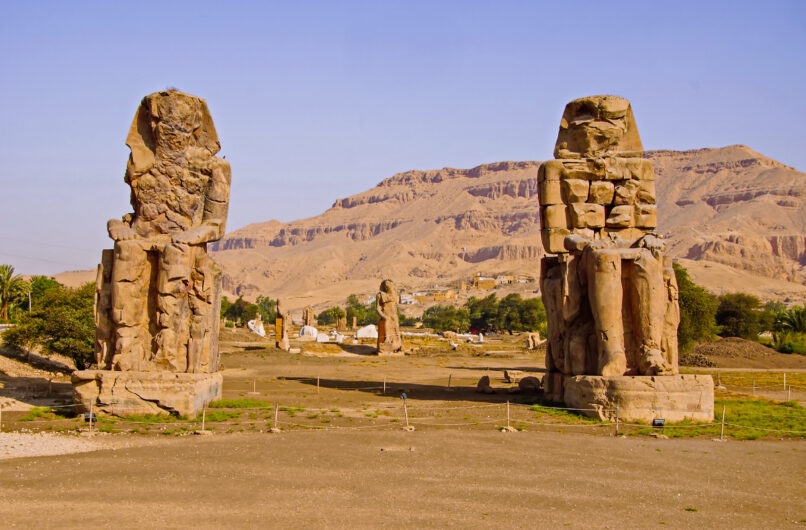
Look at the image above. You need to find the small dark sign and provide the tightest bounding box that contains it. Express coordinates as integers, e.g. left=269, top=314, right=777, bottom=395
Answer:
left=400, top=392, right=407, bottom=401
left=83, top=412, right=97, bottom=423
left=652, top=418, right=665, bottom=428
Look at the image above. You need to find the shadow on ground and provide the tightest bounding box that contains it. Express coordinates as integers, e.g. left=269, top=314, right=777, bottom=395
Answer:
left=282, top=376, right=542, bottom=404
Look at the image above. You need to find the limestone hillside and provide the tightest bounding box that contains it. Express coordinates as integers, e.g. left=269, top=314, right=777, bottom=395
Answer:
left=209, top=145, right=806, bottom=308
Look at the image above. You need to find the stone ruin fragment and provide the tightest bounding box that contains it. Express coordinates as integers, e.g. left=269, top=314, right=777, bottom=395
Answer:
left=376, top=279, right=404, bottom=355
left=538, top=95, right=714, bottom=422
left=72, top=89, right=229, bottom=416
left=302, top=305, right=315, bottom=328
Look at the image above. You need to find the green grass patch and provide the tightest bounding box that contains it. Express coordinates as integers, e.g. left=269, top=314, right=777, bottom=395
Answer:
left=631, top=399, right=806, bottom=440
left=197, top=410, right=242, bottom=422
left=19, top=407, right=69, bottom=422
left=529, top=404, right=601, bottom=424
left=208, top=398, right=273, bottom=409
left=121, top=413, right=186, bottom=423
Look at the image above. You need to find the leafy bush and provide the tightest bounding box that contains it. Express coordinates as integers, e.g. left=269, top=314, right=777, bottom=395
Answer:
left=716, top=293, right=763, bottom=339
left=422, top=305, right=470, bottom=332
left=317, top=306, right=345, bottom=325
left=2, top=281, right=94, bottom=369
left=674, top=263, right=718, bottom=351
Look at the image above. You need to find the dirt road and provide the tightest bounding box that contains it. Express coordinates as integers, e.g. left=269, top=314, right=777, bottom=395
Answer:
left=1, top=430, right=804, bottom=528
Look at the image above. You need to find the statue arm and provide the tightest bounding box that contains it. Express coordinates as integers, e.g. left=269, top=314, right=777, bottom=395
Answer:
left=171, top=158, right=231, bottom=245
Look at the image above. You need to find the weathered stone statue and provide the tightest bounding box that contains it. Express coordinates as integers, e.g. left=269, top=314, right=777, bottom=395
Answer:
left=72, top=89, right=229, bottom=416
left=276, top=300, right=291, bottom=351
left=376, top=279, right=403, bottom=355
left=538, top=96, right=712, bottom=422
left=302, top=305, right=315, bottom=327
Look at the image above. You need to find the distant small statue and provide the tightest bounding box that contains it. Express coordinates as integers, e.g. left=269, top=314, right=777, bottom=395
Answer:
left=376, top=279, right=403, bottom=354
left=276, top=300, right=291, bottom=351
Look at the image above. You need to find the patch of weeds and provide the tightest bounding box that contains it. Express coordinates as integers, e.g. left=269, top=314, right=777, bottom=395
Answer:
left=209, top=398, right=272, bottom=409
left=320, top=418, right=331, bottom=424
left=307, top=413, right=320, bottom=419
left=365, top=412, right=379, bottom=418
left=684, top=507, right=698, bottom=512
left=122, top=413, right=184, bottom=424
left=198, top=410, right=242, bottom=422
left=279, top=406, right=306, bottom=414
left=19, top=407, right=68, bottom=422
left=97, top=424, right=117, bottom=434
left=529, top=404, right=600, bottom=425
left=329, top=408, right=340, bottom=413
left=390, top=418, right=400, bottom=423
left=248, top=412, right=258, bottom=420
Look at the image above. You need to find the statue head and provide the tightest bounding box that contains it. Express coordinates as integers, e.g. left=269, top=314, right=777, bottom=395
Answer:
left=554, top=95, right=642, bottom=159
left=125, top=89, right=220, bottom=176
left=379, top=279, right=396, bottom=297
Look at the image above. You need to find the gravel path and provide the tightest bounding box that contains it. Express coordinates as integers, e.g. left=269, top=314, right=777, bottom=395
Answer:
left=0, top=432, right=103, bottom=460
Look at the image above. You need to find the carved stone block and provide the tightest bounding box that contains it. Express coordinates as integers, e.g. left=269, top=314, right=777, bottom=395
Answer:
left=569, top=203, right=605, bottom=228
left=561, top=179, right=590, bottom=203
left=606, top=205, right=635, bottom=227
left=588, top=181, right=615, bottom=204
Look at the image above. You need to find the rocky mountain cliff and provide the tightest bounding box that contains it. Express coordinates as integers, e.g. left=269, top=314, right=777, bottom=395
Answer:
left=209, top=146, right=806, bottom=308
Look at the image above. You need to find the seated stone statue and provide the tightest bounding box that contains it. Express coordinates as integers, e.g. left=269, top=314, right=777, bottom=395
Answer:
left=95, top=89, right=230, bottom=374
left=539, top=95, right=679, bottom=379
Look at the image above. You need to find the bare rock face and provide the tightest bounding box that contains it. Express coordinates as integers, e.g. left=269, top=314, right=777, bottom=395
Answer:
left=376, top=279, right=404, bottom=355
left=76, top=90, right=229, bottom=416
left=539, top=96, right=711, bottom=422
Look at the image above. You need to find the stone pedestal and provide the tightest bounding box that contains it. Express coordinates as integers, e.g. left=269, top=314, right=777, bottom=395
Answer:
left=72, top=370, right=223, bottom=417
left=562, top=374, right=714, bottom=423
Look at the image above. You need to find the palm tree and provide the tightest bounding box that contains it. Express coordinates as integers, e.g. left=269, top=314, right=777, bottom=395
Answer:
left=0, top=264, right=28, bottom=321
left=775, top=305, right=806, bottom=334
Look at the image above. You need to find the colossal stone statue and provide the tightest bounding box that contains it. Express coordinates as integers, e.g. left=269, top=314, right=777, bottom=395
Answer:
left=72, top=89, right=229, bottom=416
left=538, top=95, right=712, bottom=422
left=376, top=279, right=403, bottom=355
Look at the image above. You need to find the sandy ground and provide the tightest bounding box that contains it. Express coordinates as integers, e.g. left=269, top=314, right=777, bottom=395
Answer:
left=0, top=430, right=804, bottom=528
left=1, top=331, right=805, bottom=527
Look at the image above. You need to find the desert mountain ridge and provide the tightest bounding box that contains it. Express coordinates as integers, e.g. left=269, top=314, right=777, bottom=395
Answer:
left=55, top=145, right=806, bottom=311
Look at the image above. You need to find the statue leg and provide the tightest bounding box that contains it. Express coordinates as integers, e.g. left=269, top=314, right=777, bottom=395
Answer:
left=630, top=249, right=672, bottom=375
left=110, top=240, right=149, bottom=371
left=661, top=256, right=680, bottom=373
left=188, top=250, right=217, bottom=373
left=155, top=243, right=192, bottom=372
left=540, top=258, right=565, bottom=373
left=584, top=247, right=627, bottom=377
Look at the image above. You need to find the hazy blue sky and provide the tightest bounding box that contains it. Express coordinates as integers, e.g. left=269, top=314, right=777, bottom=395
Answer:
left=1, top=1, right=804, bottom=275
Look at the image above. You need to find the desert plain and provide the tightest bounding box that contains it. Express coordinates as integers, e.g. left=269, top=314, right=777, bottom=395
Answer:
left=1, top=328, right=805, bottom=528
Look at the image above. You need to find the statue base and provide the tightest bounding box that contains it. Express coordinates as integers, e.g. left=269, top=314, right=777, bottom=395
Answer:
left=545, top=374, right=714, bottom=423
left=72, top=370, right=223, bottom=417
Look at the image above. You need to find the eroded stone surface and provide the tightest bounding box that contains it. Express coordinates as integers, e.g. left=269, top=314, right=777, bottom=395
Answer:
left=563, top=375, right=714, bottom=422
left=72, top=370, right=223, bottom=417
